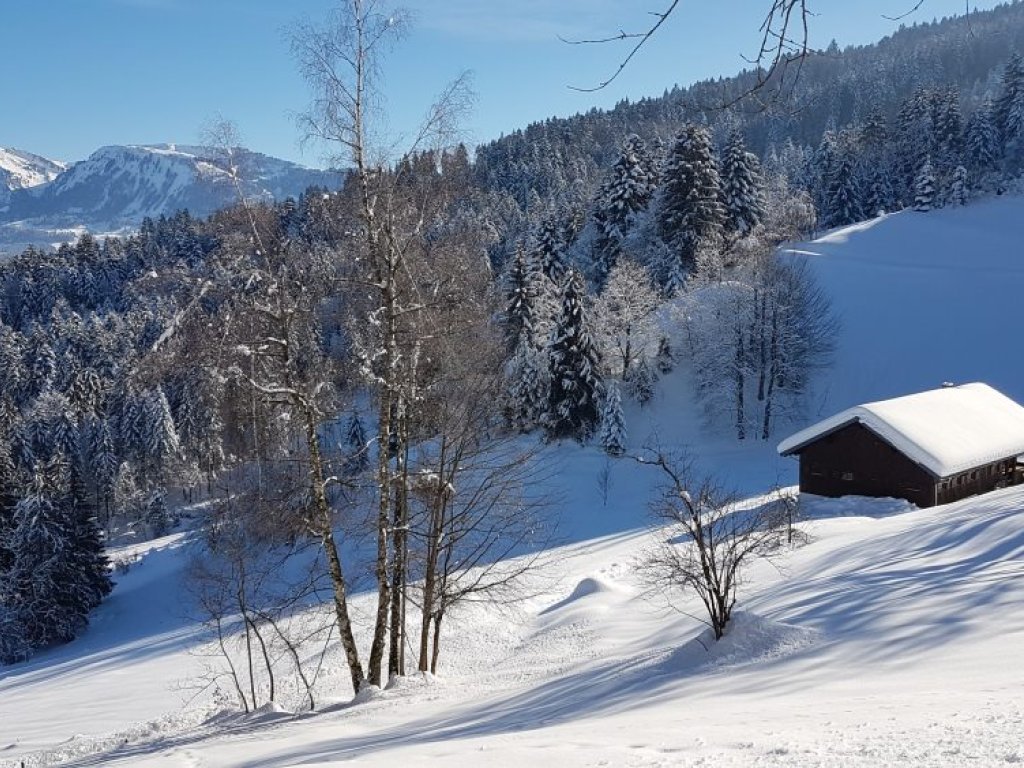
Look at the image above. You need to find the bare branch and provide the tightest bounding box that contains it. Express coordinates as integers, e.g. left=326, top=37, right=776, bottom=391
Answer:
left=565, top=0, right=680, bottom=92
left=882, top=0, right=928, bottom=21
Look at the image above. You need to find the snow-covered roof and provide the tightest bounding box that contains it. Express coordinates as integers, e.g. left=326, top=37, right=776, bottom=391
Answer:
left=777, top=383, right=1024, bottom=478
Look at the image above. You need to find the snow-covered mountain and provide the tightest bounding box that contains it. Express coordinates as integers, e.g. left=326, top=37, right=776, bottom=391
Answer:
left=0, top=146, right=65, bottom=202
left=0, top=144, right=341, bottom=252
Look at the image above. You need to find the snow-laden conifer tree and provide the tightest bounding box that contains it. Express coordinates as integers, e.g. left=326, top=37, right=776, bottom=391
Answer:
left=143, top=387, right=181, bottom=477
left=523, top=236, right=561, bottom=348
left=146, top=489, right=171, bottom=537
left=626, top=356, right=656, bottom=406
left=503, top=246, right=534, bottom=350
left=824, top=146, right=863, bottom=226
left=592, top=134, right=658, bottom=284
left=91, top=419, right=120, bottom=528
left=30, top=390, right=78, bottom=464
left=813, top=131, right=838, bottom=214
left=865, top=167, right=897, bottom=217
left=599, top=381, right=627, bottom=456
left=67, top=459, right=112, bottom=612
left=914, top=158, right=937, bottom=211
left=173, top=368, right=224, bottom=486
left=531, top=216, right=569, bottom=285
left=68, top=367, right=105, bottom=418
left=24, top=327, right=56, bottom=401
left=114, top=384, right=146, bottom=464
left=659, top=124, right=725, bottom=275
left=0, top=457, right=110, bottom=661
left=966, top=101, right=999, bottom=173
left=895, top=88, right=935, bottom=196
left=948, top=165, right=968, bottom=206
left=505, top=337, right=550, bottom=433
left=932, top=87, right=964, bottom=173
left=994, top=53, right=1024, bottom=152
left=343, top=408, right=370, bottom=473
left=546, top=269, right=603, bottom=441
left=720, top=131, right=766, bottom=237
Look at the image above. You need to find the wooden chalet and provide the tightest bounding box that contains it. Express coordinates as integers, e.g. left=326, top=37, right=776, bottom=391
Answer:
left=777, top=383, right=1024, bottom=508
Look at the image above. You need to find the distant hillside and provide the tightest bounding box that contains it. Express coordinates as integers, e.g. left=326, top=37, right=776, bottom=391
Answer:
left=0, top=144, right=341, bottom=254
left=472, top=1, right=1024, bottom=244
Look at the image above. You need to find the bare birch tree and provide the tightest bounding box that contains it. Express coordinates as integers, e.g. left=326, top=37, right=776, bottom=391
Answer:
left=293, top=0, right=474, bottom=687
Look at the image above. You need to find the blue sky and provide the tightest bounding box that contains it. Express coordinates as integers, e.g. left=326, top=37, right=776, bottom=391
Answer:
left=2, top=0, right=1003, bottom=167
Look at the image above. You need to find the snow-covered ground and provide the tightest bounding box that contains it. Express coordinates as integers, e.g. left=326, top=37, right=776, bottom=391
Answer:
left=3, top=198, right=1024, bottom=766
left=787, top=194, right=1024, bottom=410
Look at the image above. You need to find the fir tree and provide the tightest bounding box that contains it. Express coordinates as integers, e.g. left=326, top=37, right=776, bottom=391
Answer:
left=824, top=146, right=863, bottom=226
left=655, top=336, right=675, bottom=375
left=659, top=124, right=725, bottom=274
left=24, top=327, right=56, bottom=400
left=626, top=356, right=656, bottom=406
left=965, top=101, right=999, bottom=172
left=859, top=108, right=889, bottom=149
left=67, top=459, right=112, bottom=613
left=531, top=216, right=569, bottom=285
left=503, top=246, right=534, bottom=350
left=505, top=337, right=550, bottom=433
left=813, top=131, right=838, bottom=214
left=344, top=409, right=370, bottom=473
left=143, top=387, right=180, bottom=476
left=146, top=489, right=171, bottom=537
left=92, top=419, right=120, bottom=528
left=546, top=269, right=603, bottom=442
left=114, top=385, right=146, bottom=463
left=592, top=134, right=658, bottom=284
left=599, top=382, right=627, bottom=457
left=174, top=368, right=224, bottom=483
left=994, top=53, right=1024, bottom=150
left=719, top=130, right=766, bottom=237
left=68, top=367, right=105, bottom=418
left=914, top=158, right=937, bottom=212
left=948, top=165, right=968, bottom=206
left=932, top=87, right=963, bottom=172
left=865, top=167, right=897, bottom=217
left=1, top=457, right=110, bottom=658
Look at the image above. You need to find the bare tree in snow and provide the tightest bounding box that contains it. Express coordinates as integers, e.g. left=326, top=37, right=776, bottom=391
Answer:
left=293, top=0, right=476, bottom=687
left=680, top=249, right=834, bottom=440
left=636, top=450, right=787, bottom=640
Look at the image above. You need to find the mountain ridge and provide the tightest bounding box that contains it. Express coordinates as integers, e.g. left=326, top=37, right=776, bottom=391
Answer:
left=0, top=143, right=342, bottom=254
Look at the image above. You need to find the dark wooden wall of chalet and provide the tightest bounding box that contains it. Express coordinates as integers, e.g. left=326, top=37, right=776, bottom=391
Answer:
left=935, top=459, right=1015, bottom=505
left=798, top=422, right=937, bottom=507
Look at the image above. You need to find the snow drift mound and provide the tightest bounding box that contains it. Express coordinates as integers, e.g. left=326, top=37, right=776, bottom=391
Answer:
left=700, top=611, right=822, bottom=670
left=540, top=575, right=624, bottom=616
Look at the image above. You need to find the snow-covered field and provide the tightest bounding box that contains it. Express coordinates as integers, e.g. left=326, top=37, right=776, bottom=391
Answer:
left=3, top=198, right=1024, bottom=766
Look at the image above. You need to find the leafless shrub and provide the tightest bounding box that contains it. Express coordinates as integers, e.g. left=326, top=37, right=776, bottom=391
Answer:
left=635, top=450, right=787, bottom=640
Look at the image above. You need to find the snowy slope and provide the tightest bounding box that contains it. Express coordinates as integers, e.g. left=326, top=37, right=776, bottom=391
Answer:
left=4, top=486, right=1022, bottom=767
left=785, top=195, right=1024, bottom=413
left=4, top=197, right=1024, bottom=766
